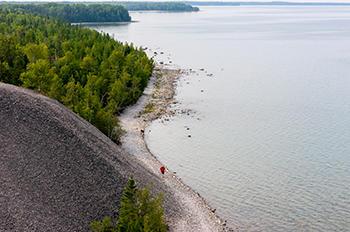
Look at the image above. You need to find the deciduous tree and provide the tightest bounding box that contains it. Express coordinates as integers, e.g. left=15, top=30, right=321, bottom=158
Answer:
left=20, top=59, right=57, bottom=94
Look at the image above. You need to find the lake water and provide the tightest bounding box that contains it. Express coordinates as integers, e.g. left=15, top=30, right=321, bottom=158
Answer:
left=88, top=6, right=350, bottom=231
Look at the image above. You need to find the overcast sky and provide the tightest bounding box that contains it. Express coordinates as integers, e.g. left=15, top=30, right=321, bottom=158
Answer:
left=3, top=0, right=350, bottom=3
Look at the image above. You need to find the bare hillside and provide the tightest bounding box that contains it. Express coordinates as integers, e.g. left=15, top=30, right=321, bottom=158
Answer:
left=0, top=83, right=181, bottom=231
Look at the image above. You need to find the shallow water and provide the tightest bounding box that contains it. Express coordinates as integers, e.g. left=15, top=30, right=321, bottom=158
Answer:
left=88, top=6, right=350, bottom=231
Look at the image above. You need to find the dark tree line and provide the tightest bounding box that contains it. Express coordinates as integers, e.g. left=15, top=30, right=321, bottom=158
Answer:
left=0, top=10, right=153, bottom=143
left=118, top=2, right=199, bottom=11
left=0, top=3, right=131, bottom=23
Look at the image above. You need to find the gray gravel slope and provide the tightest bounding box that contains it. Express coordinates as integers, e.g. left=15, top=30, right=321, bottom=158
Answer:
left=0, top=83, right=183, bottom=231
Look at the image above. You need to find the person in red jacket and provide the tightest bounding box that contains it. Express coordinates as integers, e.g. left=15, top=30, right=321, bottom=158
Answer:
left=160, top=165, right=165, bottom=178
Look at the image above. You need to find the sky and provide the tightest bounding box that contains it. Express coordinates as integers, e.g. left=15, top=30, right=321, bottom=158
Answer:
left=2, top=0, right=350, bottom=3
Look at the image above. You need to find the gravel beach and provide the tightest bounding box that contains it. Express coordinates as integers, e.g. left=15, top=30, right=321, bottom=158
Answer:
left=118, top=65, right=230, bottom=231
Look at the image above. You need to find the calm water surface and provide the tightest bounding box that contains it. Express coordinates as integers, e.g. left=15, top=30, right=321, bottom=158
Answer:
left=89, top=6, right=350, bottom=231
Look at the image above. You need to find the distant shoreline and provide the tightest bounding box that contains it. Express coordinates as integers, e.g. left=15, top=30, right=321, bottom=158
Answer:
left=71, top=20, right=138, bottom=26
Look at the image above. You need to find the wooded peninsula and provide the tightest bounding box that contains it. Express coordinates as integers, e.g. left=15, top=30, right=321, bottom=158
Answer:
left=0, top=2, right=199, bottom=22
left=0, top=5, right=154, bottom=143
left=0, top=3, right=131, bottom=23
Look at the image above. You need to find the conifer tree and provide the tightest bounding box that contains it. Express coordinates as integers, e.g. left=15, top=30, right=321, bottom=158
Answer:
left=91, top=174, right=167, bottom=232
left=117, top=174, right=140, bottom=232
left=137, top=183, right=167, bottom=232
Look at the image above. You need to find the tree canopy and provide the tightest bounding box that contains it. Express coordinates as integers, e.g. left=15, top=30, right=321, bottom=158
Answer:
left=118, top=2, right=199, bottom=11
left=0, top=3, right=131, bottom=23
left=0, top=9, right=153, bottom=143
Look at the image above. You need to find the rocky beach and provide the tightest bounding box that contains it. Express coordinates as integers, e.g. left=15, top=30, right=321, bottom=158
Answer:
left=118, top=64, right=231, bottom=231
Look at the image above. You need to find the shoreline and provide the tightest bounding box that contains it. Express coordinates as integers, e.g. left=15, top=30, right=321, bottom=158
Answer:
left=71, top=21, right=138, bottom=26
left=118, top=64, right=232, bottom=231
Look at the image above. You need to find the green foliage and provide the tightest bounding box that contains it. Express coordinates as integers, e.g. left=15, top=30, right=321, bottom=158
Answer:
left=134, top=183, right=167, bottom=232
left=91, top=217, right=116, bottom=232
left=152, top=81, right=161, bottom=98
left=139, top=103, right=155, bottom=115
left=23, top=42, right=49, bottom=63
left=0, top=10, right=154, bottom=144
left=0, top=3, right=131, bottom=23
left=0, top=34, right=28, bottom=85
left=117, top=174, right=139, bottom=231
left=91, top=174, right=167, bottom=232
left=20, top=59, right=57, bottom=94
left=119, top=2, right=199, bottom=12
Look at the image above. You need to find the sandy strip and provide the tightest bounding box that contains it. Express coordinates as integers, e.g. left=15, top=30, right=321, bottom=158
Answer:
left=118, top=65, right=232, bottom=231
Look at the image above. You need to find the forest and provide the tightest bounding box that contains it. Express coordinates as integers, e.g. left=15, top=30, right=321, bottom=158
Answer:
left=0, top=3, right=131, bottom=23
left=118, top=2, right=199, bottom=11
left=0, top=9, right=154, bottom=143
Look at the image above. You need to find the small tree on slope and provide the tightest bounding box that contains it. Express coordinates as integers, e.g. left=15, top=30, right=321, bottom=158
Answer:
left=91, top=174, right=167, bottom=232
left=117, top=174, right=140, bottom=231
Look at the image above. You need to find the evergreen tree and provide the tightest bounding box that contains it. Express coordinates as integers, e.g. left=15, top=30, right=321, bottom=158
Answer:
left=91, top=175, right=167, bottom=232
left=117, top=174, right=140, bottom=232
left=0, top=35, right=28, bottom=85
left=136, top=183, right=167, bottom=232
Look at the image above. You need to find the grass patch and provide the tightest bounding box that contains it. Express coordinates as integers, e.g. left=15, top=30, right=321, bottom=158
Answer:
left=139, top=102, right=155, bottom=115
